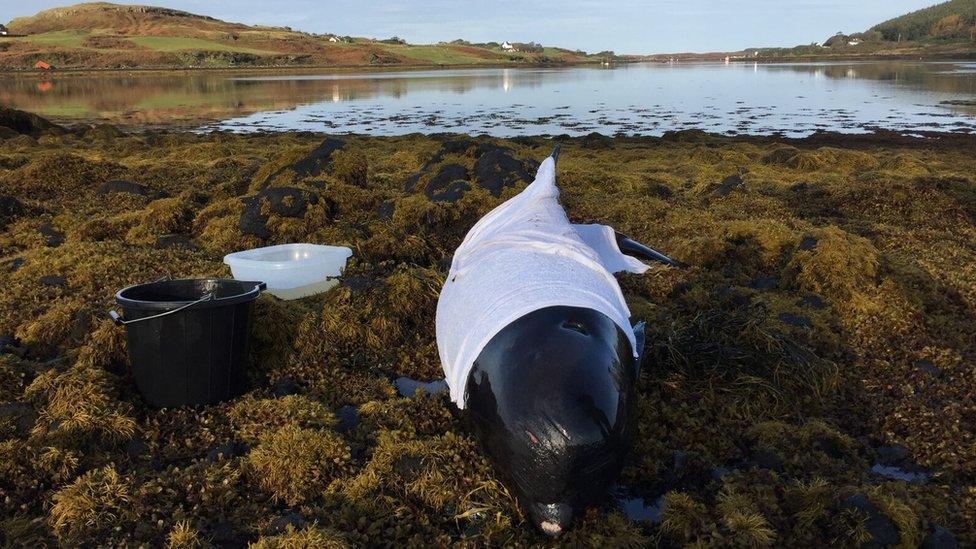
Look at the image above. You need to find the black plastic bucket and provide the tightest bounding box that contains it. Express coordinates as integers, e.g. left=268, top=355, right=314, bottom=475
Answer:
left=111, top=278, right=265, bottom=408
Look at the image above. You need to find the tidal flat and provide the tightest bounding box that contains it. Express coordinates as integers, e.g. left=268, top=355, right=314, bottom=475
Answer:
left=0, top=120, right=974, bottom=546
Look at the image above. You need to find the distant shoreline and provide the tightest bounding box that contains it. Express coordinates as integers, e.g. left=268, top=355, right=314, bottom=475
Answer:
left=3, top=50, right=975, bottom=77
left=0, top=58, right=614, bottom=77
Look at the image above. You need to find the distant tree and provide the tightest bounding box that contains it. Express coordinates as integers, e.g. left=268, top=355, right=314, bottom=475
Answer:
left=514, top=41, right=543, bottom=53
left=379, top=36, right=406, bottom=45
left=931, top=14, right=968, bottom=38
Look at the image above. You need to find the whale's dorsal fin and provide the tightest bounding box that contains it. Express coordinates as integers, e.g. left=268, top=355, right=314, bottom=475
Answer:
left=615, top=232, right=683, bottom=268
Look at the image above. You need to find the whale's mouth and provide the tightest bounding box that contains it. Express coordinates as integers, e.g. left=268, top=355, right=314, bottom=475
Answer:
left=530, top=502, right=573, bottom=537
left=539, top=521, right=563, bottom=536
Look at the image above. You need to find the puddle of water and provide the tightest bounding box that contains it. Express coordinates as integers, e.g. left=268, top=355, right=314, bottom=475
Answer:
left=393, top=377, right=448, bottom=397
left=871, top=464, right=929, bottom=483
left=617, top=494, right=666, bottom=524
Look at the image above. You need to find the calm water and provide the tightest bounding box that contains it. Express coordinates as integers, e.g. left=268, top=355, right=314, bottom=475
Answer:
left=2, top=61, right=975, bottom=136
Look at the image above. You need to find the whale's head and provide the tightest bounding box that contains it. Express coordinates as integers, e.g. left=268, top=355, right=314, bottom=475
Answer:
left=464, top=306, right=640, bottom=536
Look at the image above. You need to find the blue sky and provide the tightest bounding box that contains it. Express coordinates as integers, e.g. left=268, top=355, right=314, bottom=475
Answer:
left=3, top=1, right=938, bottom=53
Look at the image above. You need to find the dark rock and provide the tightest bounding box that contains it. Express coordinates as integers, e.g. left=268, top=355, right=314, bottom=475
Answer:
left=799, top=294, right=826, bottom=309
left=207, top=441, right=249, bottom=462
left=0, top=402, right=36, bottom=435
left=125, top=437, right=149, bottom=460
left=0, top=107, right=65, bottom=137
left=392, top=454, right=423, bottom=478
left=154, top=234, right=195, bottom=249
left=750, top=276, right=779, bottom=291
left=669, top=281, right=692, bottom=298
left=875, top=444, right=909, bottom=467
left=0, top=333, right=18, bottom=352
left=921, top=525, right=958, bottom=549
left=439, top=139, right=476, bottom=155
left=290, top=137, right=345, bottom=179
left=335, top=405, right=360, bottom=433
left=98, top=180, right=150, bottom=196
left=85, top=124, right=125, bottom=140
left=659, top=451, right=716, bottom=493
left=424, top=163, right=471, bottom=202
left=40, top=275, right=67, bottom=287
left=778, top=312, right=812, bottom=328
left=270, top=512, right=304, bottom=534
left=798, top=235, right=818, bottom=250
left=647, top=182, right=674, bottom=199
left=240, top=187, right=321, bottom=239
left=376, top=200, right=395, bottom=221
left=812, top=436, right=845, bottom=459
left=257, top=137, right=345, bottom=188
left=38, top=222, right=64, bottom=247
left=474, top=148, right=533, bottom=196
left=581, top=132, right=613, bottom=150
left=839, top=494, right=900, bottom=547
left=764, top=147, right=800, bottom=165
left=711, top=466, right=732, bottom=480
left=914, top=360, right=942, bottom=378
left=393, top=377, right=448, bottom=398
left=271, top=377, right=299, bottom=398
left=0, top=194, right=25, bottom=229
left=210, top=520, right=247, bottom=548
left=0, top=333, right=27, bottom=359
left=715, top=174, right=744, bottom=196
left=752, top=449, right=785, bottom=472
left=4, top=257, right=25, bottom=272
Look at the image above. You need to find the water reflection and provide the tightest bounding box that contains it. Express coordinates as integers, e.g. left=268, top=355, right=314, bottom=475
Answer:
left=0, top=61, right=973, bottom=135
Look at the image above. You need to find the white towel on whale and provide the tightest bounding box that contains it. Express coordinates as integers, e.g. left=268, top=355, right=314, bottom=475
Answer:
left=435, top=156, right=649, bottom=408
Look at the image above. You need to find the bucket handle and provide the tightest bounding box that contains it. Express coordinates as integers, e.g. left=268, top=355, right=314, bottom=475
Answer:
left=109, top=293, right=216, bottom=326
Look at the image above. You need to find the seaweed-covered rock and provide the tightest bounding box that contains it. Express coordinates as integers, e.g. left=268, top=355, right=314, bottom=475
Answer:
left=474, top=146, right=533, bottom=196
left=839, top=494, right=900, bottom=547
left=38, top=222, right=64, bottom=247
left=922, top=525, right=958, bottom=549
left=0, top=107, right=64, bottom=137
left=715, top=174, right=744, bottom=196
left=424, top=163, right=471, bottom=202
left=581, top=132, right=613, bottom=150
left=239, top=187, right=322, bottom=239
left=154, top=234, right=195, bottom=249
left=258, top=137, right=346, bottom=188
left=0, top=194, right=25, bottom=229
left=98, top=180, right=150, bottom=196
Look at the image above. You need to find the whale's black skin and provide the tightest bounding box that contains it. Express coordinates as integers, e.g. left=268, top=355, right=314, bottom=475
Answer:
left=464, top=305, right=643, bottom=536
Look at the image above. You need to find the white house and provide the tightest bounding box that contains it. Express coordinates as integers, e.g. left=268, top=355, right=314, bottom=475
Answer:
left=328, top=36, right=339, bottom=43
left=501, top=41, right=515, bottom=51
left=848, top=38, right=862, bottom=46
left=0, top=25, right=8, bottom=36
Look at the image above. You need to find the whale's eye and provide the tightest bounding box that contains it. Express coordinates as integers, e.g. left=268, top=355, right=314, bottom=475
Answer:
left=561, top=320, right=588, bottom=336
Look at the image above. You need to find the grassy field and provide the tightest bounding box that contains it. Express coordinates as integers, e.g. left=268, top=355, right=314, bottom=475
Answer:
left=126, top=36, right=281, bottom=55
left=0, top=115, right=973, bottom=546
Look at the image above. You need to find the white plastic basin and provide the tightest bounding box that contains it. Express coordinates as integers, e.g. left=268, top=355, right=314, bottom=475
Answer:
left=224, top=244, right=352, bottom=300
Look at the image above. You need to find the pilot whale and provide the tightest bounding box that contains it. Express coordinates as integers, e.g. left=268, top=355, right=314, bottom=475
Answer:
left=436, top=146, right=677, bottom=535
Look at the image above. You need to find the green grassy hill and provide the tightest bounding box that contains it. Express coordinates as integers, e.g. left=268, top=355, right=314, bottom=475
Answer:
left=0, top=2, right=599, bottom=70
left=736, top=0, right=976, bottom=61
left=871, top=0, right=976, bottom=41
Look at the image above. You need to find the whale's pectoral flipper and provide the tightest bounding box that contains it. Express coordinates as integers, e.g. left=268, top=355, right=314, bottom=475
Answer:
left=614, top=231, right=684, bottom=268
left=632, top=321, right=645, bottom=377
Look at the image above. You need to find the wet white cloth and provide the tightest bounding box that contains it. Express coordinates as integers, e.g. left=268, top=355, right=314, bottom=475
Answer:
left=436, top=156, right=649, bottom=408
